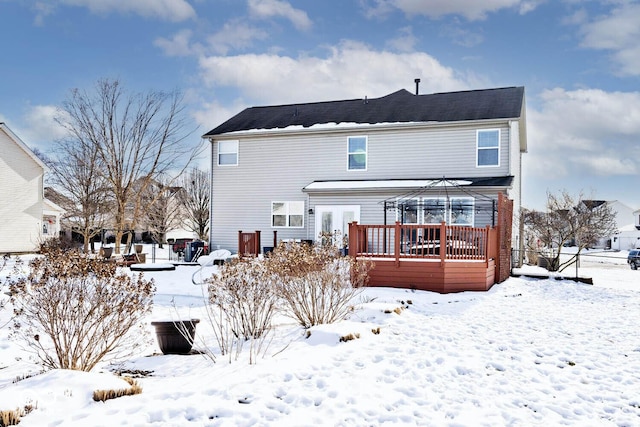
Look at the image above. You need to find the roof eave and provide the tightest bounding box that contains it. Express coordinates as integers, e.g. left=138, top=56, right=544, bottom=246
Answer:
left=204, top=117, right=523, bottom=140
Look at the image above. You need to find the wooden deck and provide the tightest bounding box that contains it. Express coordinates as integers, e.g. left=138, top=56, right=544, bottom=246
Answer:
left=348, top=221, right=501, bottom=293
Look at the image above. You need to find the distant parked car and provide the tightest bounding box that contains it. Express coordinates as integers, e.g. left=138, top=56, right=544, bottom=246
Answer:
left=628, top=249, right=640, bottom=270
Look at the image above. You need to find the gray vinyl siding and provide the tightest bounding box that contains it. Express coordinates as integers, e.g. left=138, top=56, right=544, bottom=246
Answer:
left=210, top=121, right=513, bottom=250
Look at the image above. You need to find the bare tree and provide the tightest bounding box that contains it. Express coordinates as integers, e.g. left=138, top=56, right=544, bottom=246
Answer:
left=46, top=137, right=110, bottom=252
left=179, top=167, right=210, bottom=240
left=56, top=78, right=200, bottom=254
left=524, top=190, right=618, bottom=272
left=141, top=175, right=182, bottom=248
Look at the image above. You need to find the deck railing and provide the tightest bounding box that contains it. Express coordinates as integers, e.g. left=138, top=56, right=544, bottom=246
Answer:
left=348, top=221, right=496, bottom=264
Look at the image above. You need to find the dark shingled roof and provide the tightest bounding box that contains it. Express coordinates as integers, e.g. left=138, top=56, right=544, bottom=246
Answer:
left=204, top=86, right=525, bottom=137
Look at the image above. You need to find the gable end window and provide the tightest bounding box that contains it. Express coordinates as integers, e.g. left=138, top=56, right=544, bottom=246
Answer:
left=348, top=136, right=367, bottom=171
left=218, top=140, right=238, bottom=166
left=476, top=130, right=500, bottom=167
left=272, top=201, right=304, bottom=228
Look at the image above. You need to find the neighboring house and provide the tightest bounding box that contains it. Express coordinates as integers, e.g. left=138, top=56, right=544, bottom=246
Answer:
left=43, top=198, right=64, bottom=239
left=0, top=123, right=63, bottom=253
left=580, top=200, right=637, bottom=250
left=582, top=200, right=635, bottom=232
left=203, top=86, right=527, bottom=255
left=608, top=202, right=640, bottom=250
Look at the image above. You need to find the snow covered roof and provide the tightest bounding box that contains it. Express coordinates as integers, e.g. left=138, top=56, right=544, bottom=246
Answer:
left=302, top=176, right=514, bottom=192
left=204, top=86, right=525, bottom=137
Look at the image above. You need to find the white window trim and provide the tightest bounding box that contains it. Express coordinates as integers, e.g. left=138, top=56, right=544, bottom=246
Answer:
left=217, top=140, right=239, bottom=166
left=476, top=129, right=500, bottom=168
left=271, top=201, right=305, bottom=228
left=347, top=135, right=368, bottom=171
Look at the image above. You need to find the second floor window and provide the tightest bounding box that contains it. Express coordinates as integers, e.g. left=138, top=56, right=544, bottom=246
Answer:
left=348, top=136, right=367, bottom=170
left=218, top=140, right=238, bottom=166
left=477, top=129, right=500, bottom=167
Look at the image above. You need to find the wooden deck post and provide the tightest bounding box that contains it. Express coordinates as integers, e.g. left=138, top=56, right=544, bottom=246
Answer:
left=439, top=221, right=446, bottom=266
left=485, top=225, right=491, bottom=267
left=394, top=221, right=401, bottom=267
left=349, top=222, right=358, bottom=258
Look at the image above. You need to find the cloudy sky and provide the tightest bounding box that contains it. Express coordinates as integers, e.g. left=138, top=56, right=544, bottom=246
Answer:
left=1, top=0, right=639, bottom=211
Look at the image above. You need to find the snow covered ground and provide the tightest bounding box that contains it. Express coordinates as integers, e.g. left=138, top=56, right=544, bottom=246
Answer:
left=0, top=247, right=639, bottom=426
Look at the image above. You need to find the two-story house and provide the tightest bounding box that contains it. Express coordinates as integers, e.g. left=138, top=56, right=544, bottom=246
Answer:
left=0, top=122, right=63, bottom=253
left=204, top=86, right=527, bottom=259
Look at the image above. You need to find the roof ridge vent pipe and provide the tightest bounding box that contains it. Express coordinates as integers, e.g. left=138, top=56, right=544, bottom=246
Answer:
left=363, top=95, right=368, bottom=104
left=414, top=78, right=421, bottom=95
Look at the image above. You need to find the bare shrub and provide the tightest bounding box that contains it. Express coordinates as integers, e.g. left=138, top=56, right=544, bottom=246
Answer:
left=339, top=333, right=360, bottom=342
left=37, top=236, right=78, bottom=255
left=9, top=248, right=155, bottom=371
left=266, top=242, right=371, bottom=328
left=206, top=258, right=280, bottom=363
left=93, top=377, right=142, bottom=402
left=0, top=403, right=35, bottom=426
left=0, top=254, right=10, bottom=329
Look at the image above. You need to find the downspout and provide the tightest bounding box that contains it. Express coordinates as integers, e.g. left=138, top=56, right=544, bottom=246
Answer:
left=209, top=137, right=215, bottom=249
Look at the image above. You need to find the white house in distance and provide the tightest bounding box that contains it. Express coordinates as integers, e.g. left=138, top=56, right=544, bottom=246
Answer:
left=0, top=122, right=63, bottom=253
left=607, top=201, right=640, bottom=250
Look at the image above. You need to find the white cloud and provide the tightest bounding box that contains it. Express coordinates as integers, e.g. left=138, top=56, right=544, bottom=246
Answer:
left=59, top=0, right=195, bottom=22
left=362, top=0, right=540, bottom=21
left=197, top=40, right=470, bottom=110
left=247, top=0, right=312, bottom=31
left=156, top=21, right=269, bottom=57
left=3, top=105, right=69, bottom=152
left=385, top=26, right=418, bottom=52
left=32, top=1, right=56, bottom=26
left=24, top=105, right=69, bottom=143
left=155, top=29, right=205, bottom=57
left=439, top=20, right=484, bottom=47
left=206, top=20, right=269, bottom=55
left=193, top=99, right=247, bottom=135
left=525, top=88, right=640, bottom=180
left=578, top=2, right=640, bottom=76
left=574, top=155, right=638, bottom=176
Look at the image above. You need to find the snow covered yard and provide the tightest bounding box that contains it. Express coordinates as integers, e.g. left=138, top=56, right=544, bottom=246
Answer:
left=1, top=249, right=639, bottom=426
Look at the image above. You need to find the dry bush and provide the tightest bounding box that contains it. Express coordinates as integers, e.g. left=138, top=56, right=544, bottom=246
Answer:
left=339, top=333, right=360, bottom=342
left=0, top=403, right=35, bottom=426
left=9, top=248, right=155, bottom=371
left=93, top=377, right=142, bottom=402
left=206, top=258, right=280, bottom=363
left=37, top=237, right=77, bottom=254
left=265, top=242, right=371, bottom=328
left=0, top=254, right=10, bottom=328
